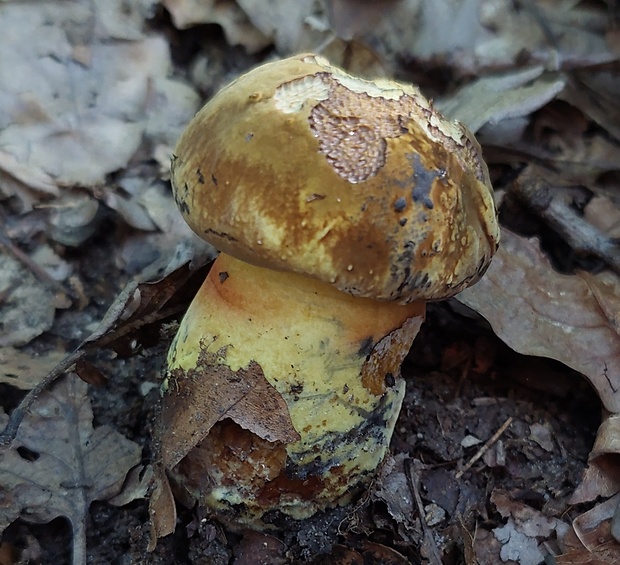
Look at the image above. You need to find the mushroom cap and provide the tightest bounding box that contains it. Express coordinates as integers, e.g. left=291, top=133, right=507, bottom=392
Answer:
left=171, top=54, right=500, bottom=303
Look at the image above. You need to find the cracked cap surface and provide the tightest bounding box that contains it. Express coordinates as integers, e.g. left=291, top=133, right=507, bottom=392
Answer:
left=171, top=53, right=500, bottom=302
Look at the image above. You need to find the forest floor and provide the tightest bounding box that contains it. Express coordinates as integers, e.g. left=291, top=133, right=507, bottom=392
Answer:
left=1, top=1, right=619, bottom=564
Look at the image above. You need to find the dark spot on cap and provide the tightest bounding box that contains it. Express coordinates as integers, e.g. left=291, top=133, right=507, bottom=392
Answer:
left=384, top=373, right=395, bottom=387
left=245, top=132, right=254, bottom=142
left=218, top=271, right=229, bottom=283
left=204, top=228, right=239, bottom=243
left=357, top=336, right=374, bottom=357
left=399, top=217, right=407, bottom=226
left=211, top=174, right=218, bottom=186
left=393, top=197, right=407, bottom=212
left=196, top=168, right=205, bottom=184
left=174, top=182, right=190, bottom=214
left=306, top=193, right=326, bottom=203
left=290, top=383, right=304, bottom=395
left=408, top=153, right=439, bottom=210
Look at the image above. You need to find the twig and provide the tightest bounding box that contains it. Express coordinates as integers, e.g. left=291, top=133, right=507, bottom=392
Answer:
left=404, top=459, right=443, bottom=565
left=0, top=349, right=85, bottom=449
left=511, top=169, right=620, bottom=273
left=0, top=299, right=186, bottom=449
left=455, top=416, right=513, bottom=479
left=0, top=229, right=77, bottom=302
left=0, top=256, right=204, bottom=450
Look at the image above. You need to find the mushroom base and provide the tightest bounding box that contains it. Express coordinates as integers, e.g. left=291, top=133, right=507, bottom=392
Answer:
left=161, top=253, right=425, bottom=528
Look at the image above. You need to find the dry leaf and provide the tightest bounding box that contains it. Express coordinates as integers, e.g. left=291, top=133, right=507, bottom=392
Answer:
left=440, top=0, right=591, bottom=75
left=437, top=67, right=566, bottom=134
left=233, top=530, right=286, bottom=565
left=493, top=519, right=546, bottom=565
left=0, top=375, right=141, bottom=565
left=557, top=495, right=620, bottom=564
left=372, top=454, right=415, bottom=528
left=0, top=347, right=66, bottom=390
left=80, top=255, right=211, bottom=355
left=162, top=0, right=270, bottom=53
left=0, top=1, right=198, bottom=203
left=0, top=253, right=55, bottom=347
left=147, top=462, right=177, bottom=551
left=584, top=196, right=620, bottom=240
left=571, top=463, right=620, bottom=505
left=159, top=348, right=299, bottom=470
left=458, top=229, right=620, bottom=413
left=237, top=0, right=319, bottom=52
left=577, top=415, right=620, bottom=502
left=358, top=540, right=410, bottom=564
left=492, top=491, right=566, bottom=539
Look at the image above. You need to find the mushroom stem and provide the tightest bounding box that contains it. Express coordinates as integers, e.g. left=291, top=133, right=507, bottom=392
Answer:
left=164, top=252, right=425, bottom=527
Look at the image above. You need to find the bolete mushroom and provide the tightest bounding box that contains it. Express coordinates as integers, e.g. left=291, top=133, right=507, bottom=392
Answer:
left=159, top=54, right=499, bottom=528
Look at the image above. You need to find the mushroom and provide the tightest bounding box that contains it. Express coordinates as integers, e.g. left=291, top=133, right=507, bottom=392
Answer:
left=158, top=53, right=499, bottom=528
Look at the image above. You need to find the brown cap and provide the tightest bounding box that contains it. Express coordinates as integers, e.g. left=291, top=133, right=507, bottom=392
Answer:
left=171, top=54, right=500, bottom=303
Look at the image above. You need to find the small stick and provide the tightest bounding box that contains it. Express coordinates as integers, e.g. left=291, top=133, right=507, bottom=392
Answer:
left=455, top=416, right=513, bottom=479
left=405, top=459, right=443, bottom=565
left=0, top=349, right=85, bottom=449
left=0, top=302, right=185, bottom=449
left=0, top=229, right=77, bottom=301
left=511, top=170, right=620, bottom=273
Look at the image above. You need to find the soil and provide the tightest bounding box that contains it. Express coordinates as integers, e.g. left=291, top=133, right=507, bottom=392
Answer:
left=4, top=229, right=600, bottom=563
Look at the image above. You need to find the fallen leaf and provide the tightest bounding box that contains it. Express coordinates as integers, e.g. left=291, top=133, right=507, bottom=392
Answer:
left=147, top=464, right=177, bottom=551
left=372, top=454, right=415, bottom=528
left=0, top=1, right=198, bottom=201
left=571, top=462, right=620, bottom=505
left=458, top=229, right=620, bottom=413
left=237, top=0, right=319, bottom=52
left=557, top=495, right=620, bottom=564
left=0, top=253, right=56, bottom=347
left=359, top=540, right=410, bottom=564
left=0, top=375, right=142, bottom=565
left=159, top=348, right=300, bottom=470
left=492, top=491, right=566, bottom=539
left=528, top=422, right=555, bottom=453
left=81, top=254, right=211, bottom=355
left=584, top=196, right=620, bottom=239
left=162, top=0, right=270, bottom=53
left=493, top=519, right=546, bottom=565
left=438, top=67, right=566, bottom=134
left=0, top=347, right=66, bottom=390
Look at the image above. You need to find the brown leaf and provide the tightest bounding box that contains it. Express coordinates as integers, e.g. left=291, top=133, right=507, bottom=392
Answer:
left=159, top=348, right=300, bottom=470
left=0, top=3, right=198, bottom=195
left=0, top=347, right=65, bottom=390
left=74, top=358, right=108, bottom=387
left=491, top=490, right=562, bottom=539
left=147, top=465, right=177, bottom=552
left=0, top=375, right=141, bottom=564
left=571, top=462, right=620, bottom=505
left=163, top=0, right=269, bottom=52
left=84, top=258, right=210, bottom=355
left=0, top=253, right=55, bottom=347
left=557, top=496, right=620, bottom=564
left=458, top=228, right=620, bottom=413
left=572, top=415, right=620, bottom=503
